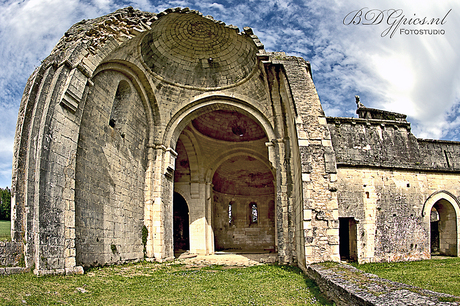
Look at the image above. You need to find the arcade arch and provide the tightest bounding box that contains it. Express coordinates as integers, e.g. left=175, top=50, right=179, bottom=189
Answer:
left=170, top=102, right=278, bottom=255
left=423, top=191, right=460, bottom=257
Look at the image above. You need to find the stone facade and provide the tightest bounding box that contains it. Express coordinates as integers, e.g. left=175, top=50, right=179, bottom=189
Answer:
left=329, top=103, right=460, bottom=263
left=7, top=7, right=460, bottom=275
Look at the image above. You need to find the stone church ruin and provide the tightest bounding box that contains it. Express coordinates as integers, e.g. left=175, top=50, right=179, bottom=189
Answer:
left=8, top=7, right=460, bottom=275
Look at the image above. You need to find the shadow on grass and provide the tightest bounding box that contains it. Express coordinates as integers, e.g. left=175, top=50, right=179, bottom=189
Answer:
left=274, top=264, right=334, bottom=305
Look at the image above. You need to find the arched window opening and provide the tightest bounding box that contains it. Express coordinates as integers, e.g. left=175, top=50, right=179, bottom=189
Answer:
left=250, top=202, right=258, bottom=224
left=109, top=80, right=131, bottom=137
left=228, top=202, right=234, bottom=226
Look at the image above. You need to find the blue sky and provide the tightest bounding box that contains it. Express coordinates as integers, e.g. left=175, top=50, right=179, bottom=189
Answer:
left=0, top=0, right=459, bottom=188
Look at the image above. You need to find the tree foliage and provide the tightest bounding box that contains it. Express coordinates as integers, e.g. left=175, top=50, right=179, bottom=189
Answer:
left=0, top=187, right=11, bottom=220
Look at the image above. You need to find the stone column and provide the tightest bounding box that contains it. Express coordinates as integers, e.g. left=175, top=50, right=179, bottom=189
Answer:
left=145, top=145, right=177, bottom=261
left=144, top=146, right=156, bottom=260
left=205, top=182, right=215, bottom=255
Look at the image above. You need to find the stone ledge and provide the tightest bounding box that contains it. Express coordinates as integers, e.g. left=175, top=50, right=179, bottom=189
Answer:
left=0, top=267, right=28, bottom=276
left=303, top=262, right=460, bottom=306
left=34, top=266, right=84, bottom=276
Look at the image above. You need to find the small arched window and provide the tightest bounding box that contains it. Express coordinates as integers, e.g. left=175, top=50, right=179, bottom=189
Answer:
left=430, top=206, right=440, bottom=222
left=228, top=202, right=234, bottom=225
left=250, top=202, right=258, bottom=224
left=109, top=80, right=131, bottom=137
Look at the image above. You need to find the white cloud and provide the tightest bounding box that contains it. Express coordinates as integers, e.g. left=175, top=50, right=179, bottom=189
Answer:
left=209, top=2, right=225, bottom=11
left=0, top=0, right=458, bottom=187
left=289, top=0, right=460, bottom=141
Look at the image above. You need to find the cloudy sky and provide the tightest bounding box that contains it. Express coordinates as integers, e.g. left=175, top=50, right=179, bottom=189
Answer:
left=0, top=0, right=459, bottom=187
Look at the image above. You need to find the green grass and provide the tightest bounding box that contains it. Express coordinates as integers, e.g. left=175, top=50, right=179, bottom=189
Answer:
left=0, top=262, right=333, bottom=305
left=0, top=220, right=10, bottom=241
left=353, top=257, right=460, bottom=297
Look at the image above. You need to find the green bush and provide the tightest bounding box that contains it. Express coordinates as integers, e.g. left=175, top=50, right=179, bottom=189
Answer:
left=0, top=187, right=11, bottom=221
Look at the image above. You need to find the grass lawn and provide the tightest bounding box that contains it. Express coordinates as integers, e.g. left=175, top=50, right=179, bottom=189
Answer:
left=353, top=257, right=460, bottom=297
left=0, top=220, right=10, bottom=241
left=0, top=262, right=333, bottom=305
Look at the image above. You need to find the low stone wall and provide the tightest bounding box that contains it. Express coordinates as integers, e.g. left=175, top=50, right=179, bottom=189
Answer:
left=0, top=266, right=28, bottom=275
left=304, top=262, right=460, bottom=306
left=0, top=241, right=23, bottom=267
left=0, top=241, right=28, bottom=275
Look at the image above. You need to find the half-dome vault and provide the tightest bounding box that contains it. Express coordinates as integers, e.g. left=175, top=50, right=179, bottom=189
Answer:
left=140, top=12, right=258, bottom=88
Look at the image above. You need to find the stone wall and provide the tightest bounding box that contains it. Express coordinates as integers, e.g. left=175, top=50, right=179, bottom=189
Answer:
left=75, top=70, right=148, bottom=267
left=0, top=241, right=23, bottom=267
left=327, top=117, right=460, bottom=171
left=328, top=116, right=460, bottom=263
left=213, top=192, right=275, bottom=251
left=304, top=263, right=460, bottom=306
left=276, top=57, right=340, bottom=265
left=337, top=167, right=460, bottom=263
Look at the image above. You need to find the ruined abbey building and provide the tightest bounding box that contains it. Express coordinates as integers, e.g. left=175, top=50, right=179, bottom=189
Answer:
left=9, top=7, right=460, bottom=275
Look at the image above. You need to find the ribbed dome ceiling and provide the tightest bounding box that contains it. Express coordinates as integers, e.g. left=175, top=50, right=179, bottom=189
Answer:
left=140, top=12, right=258, bottom=88
left=192, top=110, right=266, bottom=142
left=212, top=155, right=274, bottom=196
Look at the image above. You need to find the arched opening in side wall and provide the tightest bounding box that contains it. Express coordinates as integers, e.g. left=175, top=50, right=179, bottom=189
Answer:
left=173, top=192, right=190, bottom=257
left=431, top=199, right=457, bottom=256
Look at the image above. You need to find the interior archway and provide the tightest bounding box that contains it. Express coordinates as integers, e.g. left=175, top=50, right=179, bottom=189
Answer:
left=212, top=156, right=275, bottom=252
left=173, top=108, right=276, bottom=255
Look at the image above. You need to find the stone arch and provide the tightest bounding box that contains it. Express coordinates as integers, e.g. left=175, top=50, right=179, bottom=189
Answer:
left=206, top=149, right=274, bottom=183
left=93, top=61, right=159, bottom=146
left=422, top=191, right=460, bottom=256
left=177, top=129, right=201, bottom=183
left=74, top=60, right=162, bottom=267
left=422, top=191, right=460, bottom=218
left=163, top=94, right=277, bottom=149
left=162, top=96, right=278, bottom=255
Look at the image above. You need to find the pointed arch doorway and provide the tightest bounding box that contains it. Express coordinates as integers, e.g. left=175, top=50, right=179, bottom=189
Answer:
left=430, top=199, right=457, bottom=256
left=423, top=191, right=460, bottom=258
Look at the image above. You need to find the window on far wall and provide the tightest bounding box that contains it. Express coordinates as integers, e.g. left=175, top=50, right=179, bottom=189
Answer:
left=228, top=202, right=233, bottom=225
left=250, top=202, right=258, bottom=224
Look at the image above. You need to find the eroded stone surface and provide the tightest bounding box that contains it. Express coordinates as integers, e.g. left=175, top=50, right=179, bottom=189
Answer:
left=306, top=263, right=460, bottom=306
left=6, top=7, right=460, bottom=287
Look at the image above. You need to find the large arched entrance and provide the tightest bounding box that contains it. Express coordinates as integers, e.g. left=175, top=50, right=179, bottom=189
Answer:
left=172, top=107, right=277, bottom=255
